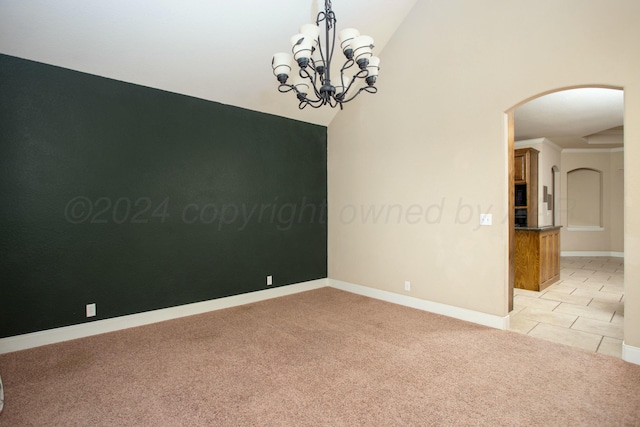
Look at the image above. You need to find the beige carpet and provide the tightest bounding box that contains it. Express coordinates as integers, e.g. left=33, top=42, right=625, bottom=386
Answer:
left=1, top=287, right=639, bottom=426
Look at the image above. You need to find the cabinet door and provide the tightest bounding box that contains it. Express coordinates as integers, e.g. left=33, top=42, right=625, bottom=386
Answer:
left=514, top=152, right=526, bottom=183
left=540, top=233, right=552, bottom=283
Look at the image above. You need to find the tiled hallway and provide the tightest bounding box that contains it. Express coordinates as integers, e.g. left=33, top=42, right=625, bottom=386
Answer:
left=509, top=256, right=624, bottom=358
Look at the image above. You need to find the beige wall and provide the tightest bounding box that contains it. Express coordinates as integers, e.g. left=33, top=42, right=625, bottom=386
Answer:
left=610, top=150, right=625, bottom=253
left=327, top=0, right=640, bottom=348
left=537, top=141, right=562, bottom=227
left=561, top=150, right=624, bottom=253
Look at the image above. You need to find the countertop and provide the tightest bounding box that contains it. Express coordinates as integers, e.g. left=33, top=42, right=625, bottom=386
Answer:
left=514, top=225, right=562, bottom=231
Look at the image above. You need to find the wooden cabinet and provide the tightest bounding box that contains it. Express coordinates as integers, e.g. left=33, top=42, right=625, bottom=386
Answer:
left=514, top=148, right=539, bottom=228
left=514, top=151, right=527, bottom=183
left=514, top=227, right=561, bottom=291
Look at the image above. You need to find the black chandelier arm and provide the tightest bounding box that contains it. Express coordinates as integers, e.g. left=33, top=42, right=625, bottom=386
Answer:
left=339, top=58, right=358, bottom=77
left=298, top=95, right=334, bottom=110
left=316, top=1, right=335, bottom=28
left=338, top=85, right=378, bottom=104
left=307, top=59, right=324, bottom=79
left=316, top=10, right=330, bottom=28
left=326, top=12, right=337, bottom=82
left=339, top=59, right=370, bottom=81
left=338, top=59, right=362, bottom=92
left=298, top=99, right=309, bottom=110
left=299, top=67, right=324, bottom=99
left=310, top=30, right=336, bottom=78
left=289, top=81, right=330, bottom=108
left=278, top=83, right=323, bottom=106
left=277, top=83, right=296, bottom=94
left=299, top=100, right=323, bottom=110
left=286, top=82, right=377, bottom=109
left=339, top=66, right=370, bottom=99
left=302, top=96, right=325, bottom=107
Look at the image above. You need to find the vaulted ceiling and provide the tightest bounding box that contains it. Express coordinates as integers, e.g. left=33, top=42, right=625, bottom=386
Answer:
left=0, top=1, right=625, bottom=147
left=0, top=0, right=418, bottom=126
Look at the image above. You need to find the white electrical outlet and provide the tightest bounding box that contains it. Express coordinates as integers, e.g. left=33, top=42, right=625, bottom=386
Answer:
left=404, top=281, right=411, bottom=292
left=86, top=303, right=96, bottom=317
left=266, top=275, right=273, bottom=286
left=480, top=214, right=492, bottom=226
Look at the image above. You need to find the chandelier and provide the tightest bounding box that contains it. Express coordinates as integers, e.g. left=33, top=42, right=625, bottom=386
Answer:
left=271, top=0, right=379, bottom=110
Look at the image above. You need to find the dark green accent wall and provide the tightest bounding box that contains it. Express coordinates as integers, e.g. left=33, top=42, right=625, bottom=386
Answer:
left=0, top=54, right=327, bottom=338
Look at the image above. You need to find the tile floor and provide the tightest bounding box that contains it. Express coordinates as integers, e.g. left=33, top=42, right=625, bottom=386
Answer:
left=509, top=256, right=624, bottom=358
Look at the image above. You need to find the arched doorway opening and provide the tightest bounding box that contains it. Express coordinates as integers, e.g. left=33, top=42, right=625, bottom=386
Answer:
left=507, top=86, right=625, bottom=356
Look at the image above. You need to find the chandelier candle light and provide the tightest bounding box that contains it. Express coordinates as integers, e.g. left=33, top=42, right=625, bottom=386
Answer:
left=271, top=0, right=379, bottom=109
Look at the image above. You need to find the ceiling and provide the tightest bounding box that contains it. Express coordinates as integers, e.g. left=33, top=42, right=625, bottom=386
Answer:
left=0, top=0, right=418, bottom=127
left=0, top=1, right=625, bottom=144
left=514, top=88, right=624, bottom=150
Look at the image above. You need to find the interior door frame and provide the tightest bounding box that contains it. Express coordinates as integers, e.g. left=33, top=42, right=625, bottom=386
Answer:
left=508, top=111, right=515, bottom=312
left=507, top=85, right=624, bottom=315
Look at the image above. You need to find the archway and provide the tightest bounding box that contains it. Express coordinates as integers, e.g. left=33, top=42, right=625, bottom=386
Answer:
left=506, top=86, right=625, bottom=356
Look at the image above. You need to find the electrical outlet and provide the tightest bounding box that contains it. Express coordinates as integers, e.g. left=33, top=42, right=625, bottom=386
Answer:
left=404, top=281, right=411, bottom=292
left=480, top=213, right=492, bottom=226
left=86, top=303, right=96, bottom=317
left=266, top=275, right=273, bottom=286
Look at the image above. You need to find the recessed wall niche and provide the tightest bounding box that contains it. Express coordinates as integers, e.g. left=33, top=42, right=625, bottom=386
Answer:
left=567, top=168, right=603, bottom=228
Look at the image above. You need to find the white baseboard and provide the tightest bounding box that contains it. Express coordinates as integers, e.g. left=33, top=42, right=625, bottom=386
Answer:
left=329, top=279, right=509, bottom=330
left=561, top=251, right=624, bottom=258
left=5, top=277, right=634, bottom=364
left=622, top=342, right=640, bottom=366
left=0, top=279, right=328, bottom=355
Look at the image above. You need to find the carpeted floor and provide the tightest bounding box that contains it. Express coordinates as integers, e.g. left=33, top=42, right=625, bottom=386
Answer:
left=1, top=287, right=639, bottom=426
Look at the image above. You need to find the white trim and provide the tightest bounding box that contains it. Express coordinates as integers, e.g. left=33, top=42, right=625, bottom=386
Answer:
left=0, top=279, right=328, bottom=354
left=561, top=251, right=624, bottom=258
left=544, top=139, right=563, bottom=152
left=329, top=279, right=509, bottom=330
left=566, top=226, right=604, bottom=232
left=514, top=137, right=564, bottom=153
left=622, top=342, right=640, bottom=366
left=514, top=138, right=545, bottom=148
left=562, top=147, right=624, bottom=153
